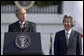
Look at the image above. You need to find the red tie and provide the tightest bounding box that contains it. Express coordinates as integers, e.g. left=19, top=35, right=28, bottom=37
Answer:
left=21, top=22, right=24, bottom=32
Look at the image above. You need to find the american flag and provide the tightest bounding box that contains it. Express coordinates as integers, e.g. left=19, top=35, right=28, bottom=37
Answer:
left=71, top=1, right=83, bottom=55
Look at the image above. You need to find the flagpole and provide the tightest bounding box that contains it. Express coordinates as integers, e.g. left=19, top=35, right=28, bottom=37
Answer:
left=49, top=33, right=53, bottom=55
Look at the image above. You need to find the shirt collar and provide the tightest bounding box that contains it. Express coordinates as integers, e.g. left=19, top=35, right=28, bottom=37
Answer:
left=19, top=21, right=25, bottom=24
left=65, top=28, right=72, bottom=34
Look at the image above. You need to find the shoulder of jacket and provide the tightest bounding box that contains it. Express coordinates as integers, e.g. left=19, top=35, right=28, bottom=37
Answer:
left=72, top=30, right=81, bottom=35
left=27, top=21, right=36, bottom=25
left=9, top=21, right=18, bottom=26
left=56, top=30, right=64, bottom=34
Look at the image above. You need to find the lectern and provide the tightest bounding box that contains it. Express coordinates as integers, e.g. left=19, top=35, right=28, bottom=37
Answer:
left=3, top=32, right=43, bottom=55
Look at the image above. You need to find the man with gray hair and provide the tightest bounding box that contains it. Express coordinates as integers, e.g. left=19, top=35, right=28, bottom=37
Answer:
left=8, top=8, right=36, bottom=32
left=54, top=15, right=82, bottom=55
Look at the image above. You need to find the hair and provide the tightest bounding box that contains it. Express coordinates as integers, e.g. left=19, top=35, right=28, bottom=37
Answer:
left=15, top=8, right=26, bottom=16
left=63, top=15, right=75, bottom=27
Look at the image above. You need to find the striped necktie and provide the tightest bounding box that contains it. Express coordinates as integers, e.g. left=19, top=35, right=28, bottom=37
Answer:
left=21, top=22, right=24, bottom=32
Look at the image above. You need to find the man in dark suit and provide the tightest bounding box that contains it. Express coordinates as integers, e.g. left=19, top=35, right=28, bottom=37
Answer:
left=8, top=8, right=36, bottom=32
left=54, top=15, right=82, bottom=55
left=8, top=8, right=45, bottom=55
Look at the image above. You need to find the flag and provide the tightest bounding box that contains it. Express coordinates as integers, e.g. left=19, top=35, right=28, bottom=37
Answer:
left=72, top=1, right=83, bottom=35
left=81, top=35, right=83, bottom=38
left=71, top=1, right=83, bottom=55
left=49, top=33, right=53, bottom=55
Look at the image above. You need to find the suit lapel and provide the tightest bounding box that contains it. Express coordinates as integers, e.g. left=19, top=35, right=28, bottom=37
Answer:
left=14, top=21, right=21, bottom=32
left=63, top=30, right=68, bottom=47
left=67, top=30, right=75, bottom=47
left=23, top=21, right=30, bottom=32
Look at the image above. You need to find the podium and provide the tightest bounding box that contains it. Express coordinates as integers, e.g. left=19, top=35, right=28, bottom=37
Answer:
left=3, top=32, right=43, bottom=55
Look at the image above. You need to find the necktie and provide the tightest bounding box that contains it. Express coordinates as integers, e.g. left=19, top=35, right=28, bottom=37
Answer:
left=66, top=32, right=69, bottom=45
left=21, top=22, right=24, bottom=32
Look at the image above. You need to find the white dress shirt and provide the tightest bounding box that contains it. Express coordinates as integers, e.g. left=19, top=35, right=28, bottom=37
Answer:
left=65, top=29, right=72, bottom=39
left=19, top=21, right=25, bottom=25
left=19, top=21, right=26, bottom=28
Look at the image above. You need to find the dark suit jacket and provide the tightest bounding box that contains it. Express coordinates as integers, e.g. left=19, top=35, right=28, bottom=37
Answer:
left=54, top=30, right=82, bottom=55
left=8, top=20, right=36, bottom=32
